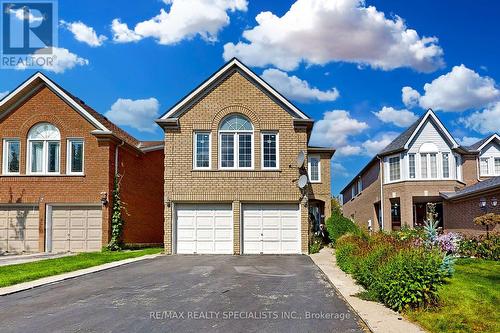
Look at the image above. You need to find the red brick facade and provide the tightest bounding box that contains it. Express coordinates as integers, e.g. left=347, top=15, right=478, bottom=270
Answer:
left=0, top=81, right=163, bottom=251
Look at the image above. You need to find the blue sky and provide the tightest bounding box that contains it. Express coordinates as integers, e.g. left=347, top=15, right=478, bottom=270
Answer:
left=1, top=0, right=499, bottom=195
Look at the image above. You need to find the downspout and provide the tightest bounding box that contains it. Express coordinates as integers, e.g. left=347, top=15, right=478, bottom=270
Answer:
left=378, top=156, right=384, bottom=231
left=115, top=141, right=125, bottom=175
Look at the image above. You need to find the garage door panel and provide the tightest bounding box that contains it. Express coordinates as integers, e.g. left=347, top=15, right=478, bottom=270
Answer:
left=176, top=204, right=233, bottom=254
left=24, top=241, right=39, bottom=252
left=243, top=203, right=300, bottom=254
left=50, top=206, right=102, bottom=253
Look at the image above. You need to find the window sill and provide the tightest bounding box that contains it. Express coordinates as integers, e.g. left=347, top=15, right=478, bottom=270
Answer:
left=1, top=174, right=86, bottom=178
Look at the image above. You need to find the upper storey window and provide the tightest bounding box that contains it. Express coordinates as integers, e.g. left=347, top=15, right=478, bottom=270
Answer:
left=27, top=123, right=60, bottom=175
left=219, top=114, right=254, bottom=169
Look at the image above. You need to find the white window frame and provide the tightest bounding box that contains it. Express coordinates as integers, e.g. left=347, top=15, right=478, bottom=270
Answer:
left=388, top=155, right=401, bottom=182
left=193, top=132, right=211, bottom=170
left=442, top=153, right=450, bottom=178
left=357, top=179, right=362, bottom=194
left=408, top=153, right=416, bottom=179
left=27, top=140, right=60, bottom=175
left=495, top=157, right=500, bottom=176
left=480, top=157, right=489, bottom=176
left=2, top=139, right=21, bottom=175
left=308, top=154, right=321, bottom=183
left=66, top=139, right=85, bottom=175
left=261, top=132, right=279, bottom=170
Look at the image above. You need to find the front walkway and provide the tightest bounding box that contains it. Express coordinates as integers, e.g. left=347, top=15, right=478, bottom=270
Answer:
left=0, top=252, right=74, bottom=267
left=310, top=248, right=426, bottom=333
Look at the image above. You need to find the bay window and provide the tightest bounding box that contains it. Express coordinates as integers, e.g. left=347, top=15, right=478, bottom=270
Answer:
left=262, top=132, right=278, bottom=169
left=218, top=114, right=254, bottom=170
left=442, top=153, right=450, bottom=178
left=420, top=154, right=428, bottom=178
left=27, top=123, right=60, bottom=175
left=495, top=158, right=500, bottom=175
left=389, top=156, right=400, bottom=181
left=2, top=139, right=20, bottom=174
left=408, top=154, right=416, bottom=179
left=67, top=139, right=84, bottom=174
left=430, top=153, right=437, bottom=178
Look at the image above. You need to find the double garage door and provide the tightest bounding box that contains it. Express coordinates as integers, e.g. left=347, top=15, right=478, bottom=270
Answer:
left=0, top=206, right=39, bottom=253
left=175, top=203, right=301, bottom=254
left=49, top=206, right=102, bottom=253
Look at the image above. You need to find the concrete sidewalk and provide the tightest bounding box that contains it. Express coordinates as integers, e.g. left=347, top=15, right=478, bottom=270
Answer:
left=0, top=252, right=75, bottom=267
left=310, top=247, right=426, bottom=333
left=0, top=253, right=163, bottom=296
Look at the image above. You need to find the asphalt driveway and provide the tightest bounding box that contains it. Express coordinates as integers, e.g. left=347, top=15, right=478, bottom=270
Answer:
left=0, top=255, right=366, bottom=333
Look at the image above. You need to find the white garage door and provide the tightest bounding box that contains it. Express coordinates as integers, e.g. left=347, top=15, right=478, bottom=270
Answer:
left=0, top=206, right=39, bottom=253
left=50, top=206, right=102, bottom=253
left=243, top=203, right=301, bottom=254
left=176, top=203, right=233, bottom=254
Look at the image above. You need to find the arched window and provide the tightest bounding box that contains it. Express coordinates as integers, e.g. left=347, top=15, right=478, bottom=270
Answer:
left=219, top=114, right=253, bottom=169
left=28, top=123, right=60, bottom=174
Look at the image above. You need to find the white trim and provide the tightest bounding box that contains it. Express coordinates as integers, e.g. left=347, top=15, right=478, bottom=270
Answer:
left=0, top=72, right=109, bottom=131
left=404, top=109, right=459, bottom=150
left=387, top=154, right=401, bottom=183
left=160, top=58, right=309, bottom=120
left=193, top=131, right=212, bottom=170
left=218, top=132, right=255, bottom=170
left=308, top=154, right=321, bottom=183
left=140, top=145, right=164, bottom=153
left=2, top=139, right=21, bottom=175
left=66, top=139, right=85, bottom=175
left=261, top=131, right=279, bottom=170
left=476, top=133, right=500, bottom=152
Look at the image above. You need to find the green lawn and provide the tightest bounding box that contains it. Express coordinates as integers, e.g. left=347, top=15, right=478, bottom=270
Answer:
left=405, top=258, right=500, bottom=333
left=0, top=248, right=162, bottom=288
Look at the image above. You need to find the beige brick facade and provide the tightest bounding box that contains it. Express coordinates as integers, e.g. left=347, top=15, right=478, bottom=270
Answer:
left=161, top=69, right=332, bottom=254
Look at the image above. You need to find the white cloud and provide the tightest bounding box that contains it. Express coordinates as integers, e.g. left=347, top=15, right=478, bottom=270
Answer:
left=111, top=0, right=247, bottom=45
left=261, top=68, right=339, bottom=102
left=111, top=19, right=142, bottom=43
left=373, top=106, right=418, bottom=127
left=404, top=65, right=500, bottom=112
left=336, top=145, right=362, bottom=156
left=362, top=133, right=398, bottom=156
left=223, top=0, right=444, bottom=72
left=458, top=136, right=482, bottom=146
left=310, top=110, right=368, bottom=148
left=15, top=47, right=89, bottom=73
left=332, top=162, right=349, bottom=177
left=402, top=86, right=420, bottom=108
left=105, top=98, right=160, bottom=133
left=459, top=102, right=500, bottom=135
left=9, top=8, right=44, bottom=23
left=0, top=91, right=9, bottom=100
left=61, top=20, right=107, bottom=47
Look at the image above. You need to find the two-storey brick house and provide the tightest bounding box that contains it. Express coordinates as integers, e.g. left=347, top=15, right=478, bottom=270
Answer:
left=341, top=109, right=499, bottom=234
left=157, top=59, right=334, bottom=255
left=0, top=73, right=164, bottom=253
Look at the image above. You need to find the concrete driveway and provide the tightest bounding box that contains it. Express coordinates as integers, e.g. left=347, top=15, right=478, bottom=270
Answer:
left=0, top=255, right=367, bottom=333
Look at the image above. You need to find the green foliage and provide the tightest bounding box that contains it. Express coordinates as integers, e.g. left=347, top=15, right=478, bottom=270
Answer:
left=326, top=211, right=361, bottom=245
left=372, top=248, right=448, bottom=311
left=108, top=174, right=125, bottom=251
left=394, top=226, right=425, bottom=242
left=335, top=237, right=358, bottom=273
left=458, top=234, right=499, bottom=260
left=309, top=242, right=322, bottom=254
left=353, top=243, right=393, bottom=289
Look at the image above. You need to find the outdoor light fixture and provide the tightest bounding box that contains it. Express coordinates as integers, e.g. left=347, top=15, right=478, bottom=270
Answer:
left=100, top=192, right=108, bottom=206
left=492, top=197, right=498, bottom=207
left=479, top=197, right=487, bottom=208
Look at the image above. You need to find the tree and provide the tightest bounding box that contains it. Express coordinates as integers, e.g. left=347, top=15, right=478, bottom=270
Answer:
left=474, top=213, right=500, bottom=238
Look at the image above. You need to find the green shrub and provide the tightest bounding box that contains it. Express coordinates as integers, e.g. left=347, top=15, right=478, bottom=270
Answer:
left=326, top=212, right=361, bottom=245
left=353, top=244, right=393, bottom=289
left=309, top=235, right=323, bottom=254
left=335, top=236, right=359, bottom=273
left=372, top=248, right=447, bottom=311
left=458, top=233, right=499, bottom=260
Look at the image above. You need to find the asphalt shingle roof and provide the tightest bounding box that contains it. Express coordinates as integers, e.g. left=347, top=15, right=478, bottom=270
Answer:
left=464, top=134, right=500, bottom=152
left=378, top=114, right=424, bottom=155
left=442, top=176, right=500, bottom=200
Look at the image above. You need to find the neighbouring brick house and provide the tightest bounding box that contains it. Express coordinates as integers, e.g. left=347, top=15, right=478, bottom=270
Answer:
left=341, top=109, right=500, bottom=234
left=156, top=58, right=334, bottom=255
left=0, top=72, right=164, bottom=253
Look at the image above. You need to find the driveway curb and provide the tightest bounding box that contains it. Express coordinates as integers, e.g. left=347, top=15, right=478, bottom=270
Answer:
left=0, top=253, right=163, bottom=296
left=310, top=248, right=426, bottom=333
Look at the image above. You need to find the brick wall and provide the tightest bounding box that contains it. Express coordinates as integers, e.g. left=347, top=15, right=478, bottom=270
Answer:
left=444, top=190, right=500, bottom=235
left=462, top=154, right=479, bottom=186
left=163, top=70, right=314, bottom=254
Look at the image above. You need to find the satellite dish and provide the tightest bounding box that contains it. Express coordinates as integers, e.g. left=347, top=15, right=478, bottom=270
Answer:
left=296, top=151, right=305, bottom=168
left=297, top=174, right=308, bottom=189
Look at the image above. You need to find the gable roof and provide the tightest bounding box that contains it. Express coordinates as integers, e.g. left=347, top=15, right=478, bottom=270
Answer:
left=441, top=176, right=500, bottom=200
left=0, top=72, right=162, bottom=153
left=379, top=109, right=459, bottom=156
left=465, top=133, right=500, bottom=152
left=158, top=58, right=310, bottom=121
